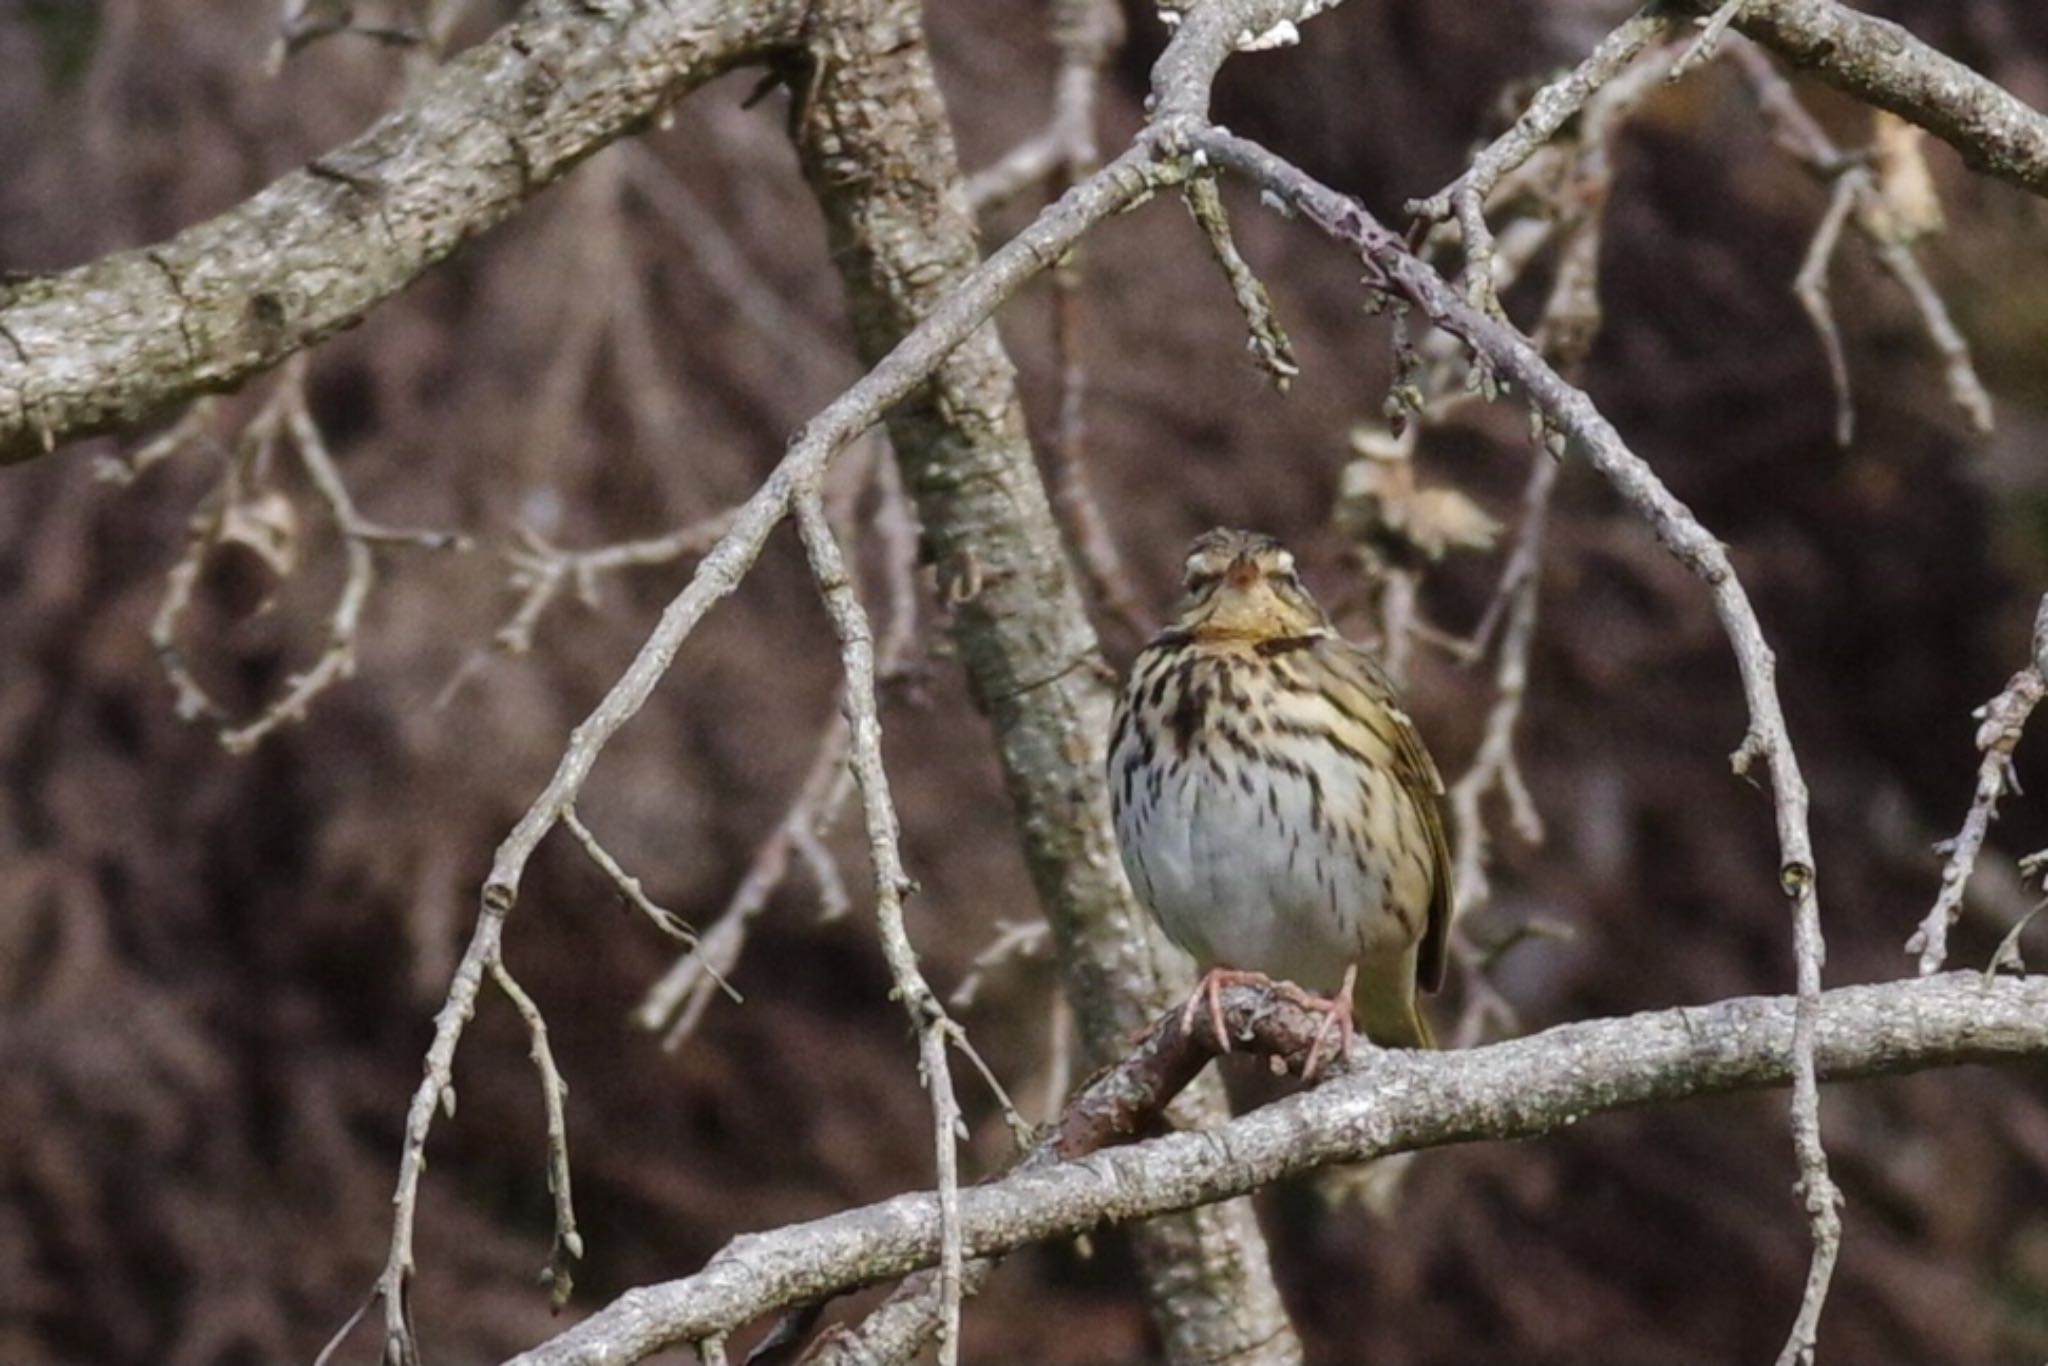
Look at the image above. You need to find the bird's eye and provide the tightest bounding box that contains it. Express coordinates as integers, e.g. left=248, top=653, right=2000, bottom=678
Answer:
left=1185, top=571, right=1220, bottom=594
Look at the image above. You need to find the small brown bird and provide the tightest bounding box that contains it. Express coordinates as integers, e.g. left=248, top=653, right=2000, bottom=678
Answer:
left=1108, top=529, right=1450, bottom=1074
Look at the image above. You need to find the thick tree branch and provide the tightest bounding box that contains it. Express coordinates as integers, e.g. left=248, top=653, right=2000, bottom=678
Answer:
left=509, top=972, right=2048, bottom=1366
left=7, top=0, right=2040, bottom=469
left=0, top=0, right=799, bottom=463
left=1706, top=0, right=2048, bottom=198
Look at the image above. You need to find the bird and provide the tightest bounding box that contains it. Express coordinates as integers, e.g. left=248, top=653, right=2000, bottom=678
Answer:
left=1108, top=528, right=1451, bottom=1076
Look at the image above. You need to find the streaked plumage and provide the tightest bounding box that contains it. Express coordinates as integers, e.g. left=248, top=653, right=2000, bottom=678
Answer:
left=1109, top=529, right=1450, bottom=1063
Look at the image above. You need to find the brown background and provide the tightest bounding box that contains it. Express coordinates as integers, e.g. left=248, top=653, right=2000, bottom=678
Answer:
left=6, top=1, right=2048, bottom=1362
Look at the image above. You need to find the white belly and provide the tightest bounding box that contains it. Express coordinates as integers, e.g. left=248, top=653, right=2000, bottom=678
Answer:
left=1112, top=727, right=1409, bottom=994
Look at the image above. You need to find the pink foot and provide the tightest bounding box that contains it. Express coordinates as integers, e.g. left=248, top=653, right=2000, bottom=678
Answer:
left=1181, top=967, right=1278, bottom=1053
left=1277, top=963, right=1359, bottom=1082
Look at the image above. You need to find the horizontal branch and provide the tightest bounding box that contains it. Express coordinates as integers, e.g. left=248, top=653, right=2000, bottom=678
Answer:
left=1712, top=0, right=2048, bottom=198
left=508, top=973, right=2047, bottom=1366
left=0, top=0, right=799, bottom=463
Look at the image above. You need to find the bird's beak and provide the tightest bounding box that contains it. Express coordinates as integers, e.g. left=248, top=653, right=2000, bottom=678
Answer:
left=1225, top=556, right=1259, bottom=591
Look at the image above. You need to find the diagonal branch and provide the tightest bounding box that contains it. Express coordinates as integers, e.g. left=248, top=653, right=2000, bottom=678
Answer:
left=0, top=0, right=802, bottom=463
left=1189, top=126, right=1843, bottom=1366
left=1907, top=593, right=2048, bottom=974
left=1709, top=0, right=2048, bottom=198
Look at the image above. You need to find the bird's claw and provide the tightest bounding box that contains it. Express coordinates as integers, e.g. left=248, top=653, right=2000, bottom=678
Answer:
left=1278, top=963, right=1359, bottom=1083
left=1180, top=967, right=1278, bottom=1054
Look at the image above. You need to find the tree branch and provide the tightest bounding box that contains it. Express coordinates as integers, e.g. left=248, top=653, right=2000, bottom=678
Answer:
left=509, top=972, right=2048, bottom=1366
left=1908, top=593, right=2048, bottom=974
left=0, top=0, right=799, bottom=463
left=1708, top=0, right=2048, bottom=198
left=788, top=3, right=1303, bottom=1359
left=1189, top=124, right=1844, bottom=1366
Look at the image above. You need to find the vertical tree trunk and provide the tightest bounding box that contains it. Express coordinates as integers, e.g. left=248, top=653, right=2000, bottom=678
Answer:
left=785, top=4, right=1303, bottom=1362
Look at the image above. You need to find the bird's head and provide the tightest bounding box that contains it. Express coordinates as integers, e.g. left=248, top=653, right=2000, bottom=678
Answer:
left=1173, top=528, right=1330, bottom=641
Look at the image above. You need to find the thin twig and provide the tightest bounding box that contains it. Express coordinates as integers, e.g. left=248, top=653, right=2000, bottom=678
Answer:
left=1669, top=0, right=1746, bottom=81
left=950, top=919, right=1054, bottom=1010
left=1734, top=42, right=1996, bottom=442
left=792, top=490, right=967, bottom=1366
left=1906, top=593, right=2048, bottom=974
left=563, top=805, right=717, bottom=950
left=367, top=137, right=1174, bottom=1361
left=1193, top=125, right=1844, bottom=1366
left=1030, top=0, right=1151, bottom=643
left=94, top=398, right=217, bottom=485
left=1048, top=226, right=1152, bottom=645
left=636, top=449, right=910, bottom=1045
left=491, top=958, right=584, bottom=1309
left=1449, top=458, right=1554, bottom=924
left=1406, top=8, right=1669, bottom=302
left=964, top=0, right=1125, bottom=213
left=1184, top=177, right=1299, bottom=389
left=1792, top=175, right=1862, bottom=446
left=147, top=358, right=466, bottom=752
left=634, top=714, right=849, bottom=1047
left=513, top=513, right=737, bottom=654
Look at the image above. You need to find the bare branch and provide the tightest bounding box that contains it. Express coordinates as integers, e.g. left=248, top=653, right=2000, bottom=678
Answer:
left=964, top=0, right=1126, bottom=213
left=0, top=0, right=802, bottom=463
left=1907, top=594, right=2048, bottom=974
left=1406, top=8, right=1669, bottom=298
left=489, top=958, right=584, bottom=1310
left=1710, top=0, right=2048, bottom=199
left=1191, top=126, right=1844, bottom=1366
left=144, top=358, right=466, bottom=752
left=9, top=0, right=2044, bottom=467
left=1734, top=43, right=1995, bottom=442
left=792, top=490, right=967, bottom=1366
left=94, top=399, right=217, bottom=485
left=798, top=6, right=1321, bottom=1359
left=513, top=973, right=2048, bottom=1366
left=478, top=510, right=738, bottom=664
left=563, top=806, right=715, bottom=952
left=1792, top=174, right=1862, bottom=447
left=1669, top=0, right=1747, bottom=82
left=949, top=919, right=1054, bottom=1010
left=635, top=450, right=908, bottom=1047
left=975, top=0, right=1153, bottom=644
left=1184, top=177, right=1299, bottom=389
left=1449, top=456, right=1554, bottom=927
left=355, top=128, right=1171, bottom=1359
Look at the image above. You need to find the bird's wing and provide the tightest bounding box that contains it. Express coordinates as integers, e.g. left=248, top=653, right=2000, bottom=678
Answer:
left=1314, top=636, right=1454, bottom=994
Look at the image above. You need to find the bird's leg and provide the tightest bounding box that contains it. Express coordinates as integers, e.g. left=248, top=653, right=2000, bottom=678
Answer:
left=1281, top=962, right=1358, bottom=1083
left=1180, top=967, right=1277, bottom=1053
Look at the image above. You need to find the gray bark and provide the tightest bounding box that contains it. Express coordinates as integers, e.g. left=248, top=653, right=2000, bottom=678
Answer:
left=1715, top=0, right=2048, bottom=198
left=786, top=4, right=1299, bottom=1362
left=0, top=0, right=796, bottom=463
left=5, top=0, right=2044, bottom=467
left=506, top=973, right=2048, bottom=1366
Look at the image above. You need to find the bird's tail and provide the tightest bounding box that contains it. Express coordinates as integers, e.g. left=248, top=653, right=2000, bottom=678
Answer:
left=1352, top=945, right=1435, bottom=1050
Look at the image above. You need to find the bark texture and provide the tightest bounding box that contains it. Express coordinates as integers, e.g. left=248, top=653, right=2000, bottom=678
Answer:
left=0, top=0, right=797, bottom=463
left=786, top=4, right=1301, bottom=1362
left=510, top=973, right=2048, bottom=1366
left=1718, top=0, right=2048, bottom=197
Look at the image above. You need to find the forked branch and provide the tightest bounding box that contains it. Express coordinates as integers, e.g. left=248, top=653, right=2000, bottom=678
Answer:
left=1907, top=594, right=2048, bottom=974
left=1192, top=126, right=1842, bottom=1366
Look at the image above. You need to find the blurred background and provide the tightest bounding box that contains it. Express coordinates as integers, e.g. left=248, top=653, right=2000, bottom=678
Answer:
left=6, top=0, right=2048, bottom=1361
